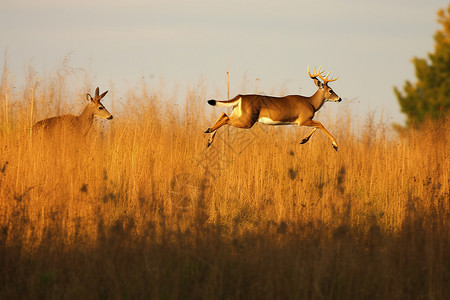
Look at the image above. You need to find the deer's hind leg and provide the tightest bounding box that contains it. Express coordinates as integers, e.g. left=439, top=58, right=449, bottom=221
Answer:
left=204, top=100, right=258, bottom=147
left=204, top=113, right=256, bottom=147
left=205, top=112, right=230, bottom=134
left=204, top=113, right=230, bottom=147
left=227, top=101, right=258, bottom=129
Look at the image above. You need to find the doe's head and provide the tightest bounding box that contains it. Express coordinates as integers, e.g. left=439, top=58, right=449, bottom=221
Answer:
left=308, top=65, right=342, bottom=102
left=86, top=87, right=113, bottom=119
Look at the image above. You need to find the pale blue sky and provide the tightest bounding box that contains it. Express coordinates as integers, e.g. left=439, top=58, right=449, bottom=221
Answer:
left=1, top=0, right=448, bottom=126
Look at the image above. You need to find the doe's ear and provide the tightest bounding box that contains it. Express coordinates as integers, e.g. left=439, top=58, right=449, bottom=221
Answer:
left=86, top=93, right=93, bottom=102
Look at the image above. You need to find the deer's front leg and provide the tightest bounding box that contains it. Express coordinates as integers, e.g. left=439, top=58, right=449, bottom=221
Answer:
left=301, top=119, right=338, bottom=151
left=300, top=128, right=317, bottom=144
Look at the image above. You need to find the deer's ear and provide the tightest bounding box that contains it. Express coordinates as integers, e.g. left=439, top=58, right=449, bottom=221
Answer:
left=312, top=78, right=324, bottom=89
left=86, top=93, right=93, bottom=102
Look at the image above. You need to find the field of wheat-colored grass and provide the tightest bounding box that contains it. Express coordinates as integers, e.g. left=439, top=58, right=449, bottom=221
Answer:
left=0, top=66, right=449, bottom=299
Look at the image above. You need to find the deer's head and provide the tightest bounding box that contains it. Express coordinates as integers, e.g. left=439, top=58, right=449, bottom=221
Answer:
left=308, top=66, right=341, bottom=102
left=86, top=87, right=113, bottom=120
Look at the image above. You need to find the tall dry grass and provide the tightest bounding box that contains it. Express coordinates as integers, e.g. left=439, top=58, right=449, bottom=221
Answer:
left=0, top=64, right=449, bottom=299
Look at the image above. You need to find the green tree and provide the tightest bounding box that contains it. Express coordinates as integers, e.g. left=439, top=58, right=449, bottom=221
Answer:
left=394, top=5, right=450, bottom=127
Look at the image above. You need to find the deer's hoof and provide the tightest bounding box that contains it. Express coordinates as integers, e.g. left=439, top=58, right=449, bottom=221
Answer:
left=204, top=128, right=212, bottom=133
left=333, top=144, right=338, bottom=151
left=300, top=138, right=308, bottom=144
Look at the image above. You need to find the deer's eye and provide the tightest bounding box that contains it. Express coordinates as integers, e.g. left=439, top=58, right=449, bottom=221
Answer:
left=99, top=106, right=104, bottom=110
left=329, top=90, right=334, bottom=94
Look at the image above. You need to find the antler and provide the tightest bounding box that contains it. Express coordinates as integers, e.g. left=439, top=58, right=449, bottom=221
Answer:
left=87, top=87, right=108, bottom=103
left=318, top=69, right=339, bottom=84
left=308, top=65, right=325, bottom=78
left=308, top=65, right=339, bottom=84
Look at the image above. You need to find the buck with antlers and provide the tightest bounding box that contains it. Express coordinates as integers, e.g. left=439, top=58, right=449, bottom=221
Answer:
left=204, top=66, right=342, bottom=150
left=33, top=87, right=113, bottom=138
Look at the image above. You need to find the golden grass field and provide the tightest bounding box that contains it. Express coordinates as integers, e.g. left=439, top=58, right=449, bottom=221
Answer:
left=0, top=69, right=449, bottom=299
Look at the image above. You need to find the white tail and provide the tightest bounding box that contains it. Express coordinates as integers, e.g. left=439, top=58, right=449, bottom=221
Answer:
left=207, top=97, right=241, bottom=107
left=204, top=66, right=342, bottom=150
left=33, top=87, right=113, bottom=138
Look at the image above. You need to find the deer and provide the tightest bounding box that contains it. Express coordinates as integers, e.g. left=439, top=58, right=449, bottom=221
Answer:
left=32, top=87, right=113, bottom=139
left=204, top=66, right=342, bottom=150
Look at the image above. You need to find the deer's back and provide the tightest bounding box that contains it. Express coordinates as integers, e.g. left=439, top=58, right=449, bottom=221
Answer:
left=32, top=115, right=93, bottom=141
left=240, top=94, right=315, bottom=122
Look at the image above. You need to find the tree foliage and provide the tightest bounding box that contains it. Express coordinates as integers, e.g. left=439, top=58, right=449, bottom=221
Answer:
left=394, top=5, right=450, bottom=127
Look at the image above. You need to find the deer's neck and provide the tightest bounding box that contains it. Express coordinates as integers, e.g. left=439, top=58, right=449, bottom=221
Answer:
left=77, top=106, right=95, bottom=134
left=309, top=89, right=326, bottom=112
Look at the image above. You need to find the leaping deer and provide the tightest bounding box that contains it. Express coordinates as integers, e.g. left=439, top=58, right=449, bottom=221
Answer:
left=204, top=66, right=342, bottom=150
left=33, top=87, right=113, bottom=138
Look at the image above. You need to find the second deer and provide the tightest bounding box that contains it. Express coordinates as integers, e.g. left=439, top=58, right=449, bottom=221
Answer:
left=33, top=87, right=113, bottom=139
